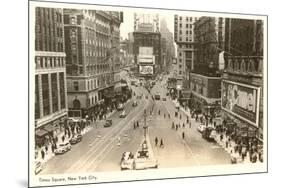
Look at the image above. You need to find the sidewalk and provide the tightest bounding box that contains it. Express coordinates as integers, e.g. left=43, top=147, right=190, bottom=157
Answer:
left=171, top=100, right=258, bottom=165
left=36, top=98, right=133, bottom=165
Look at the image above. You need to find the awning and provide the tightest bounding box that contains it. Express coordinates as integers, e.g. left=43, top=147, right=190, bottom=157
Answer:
left=43, top=124, right=57, bottom=133
left=35, top=129, right=48, bottom=137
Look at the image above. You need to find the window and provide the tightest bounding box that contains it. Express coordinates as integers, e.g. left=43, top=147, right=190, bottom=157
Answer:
left=41, top=74, right=50, bottom=116
left=59, top=73, right=65, bottom=109
left=179, top=52, right=182, bottom=57
left=73, top=81, right=79, bottom=91
left=186, top=24, right=188, bottom=28
left=35, top=75, right=40, bottom=119
left=51, top=73, right=58, bottom=112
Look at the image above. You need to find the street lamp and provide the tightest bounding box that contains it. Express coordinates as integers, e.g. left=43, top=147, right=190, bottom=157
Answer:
left=143, top=110, right=148, bottom=141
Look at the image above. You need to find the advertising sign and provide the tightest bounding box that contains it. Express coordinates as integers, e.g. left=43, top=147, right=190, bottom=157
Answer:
left=139, top=47, right=153, bottom=55
left=221, top=80, right=260, bottom=127
left=139, top=65, right=153, bottom=75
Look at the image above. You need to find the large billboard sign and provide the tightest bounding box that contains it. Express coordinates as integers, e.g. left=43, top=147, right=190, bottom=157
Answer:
left=221, top=80, right=260, bottom=127
left=139, top=47, right=153, bottom=55
left=139, top=65, right=153, bottom=75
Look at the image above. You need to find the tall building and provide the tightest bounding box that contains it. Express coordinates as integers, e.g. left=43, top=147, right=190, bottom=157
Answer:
left=160, top=19, right=175, bottom=73
left=189, top=17, right=225, bottom=119
left=34, top=7, right=68, bottom=148
left=222, top=18, right=264, bottom=144
left=63, top=9, right=123, bottom=118
left=133, top=13, right=161, bottom=77
left=174, top=15, right=198, bottom=105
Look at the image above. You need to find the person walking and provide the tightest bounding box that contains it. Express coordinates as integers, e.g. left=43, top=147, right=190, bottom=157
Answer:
left=183, top=123, right=185, bottom=128
left=41, top=149, right=45, bottom=160
left=158, top=110, right=161, bottom=115
left=180, top=114, right=182, bottom=120
left=155, top=137, right=158, bottom=146
left=176, top=124, right=178, bottom=131
left=172, top=122, right=175, bottom=129
left=137, top=121, right=139, bottom=128
left=182, top=132, right=185, bottom=139
left=160, top=138, right=164, bottom=148
left=164, top=113, right=166, bottom=118
left=168, top=113, right=170, bottom=119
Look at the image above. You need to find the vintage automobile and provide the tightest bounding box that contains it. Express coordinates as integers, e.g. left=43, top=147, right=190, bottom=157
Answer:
left=197, top=124, right=207, bottom=133
left=104, top=119, right=113, bottom=127
left=132, top=101, right=138, bottom=107
left=120, top=152, right=135, bottom=170
left=162, top=97, right=167, bottom=101
left=119, top=110, right=127, bottom=118
left=117, top=103, right=124, bottom=111
left=202, top=127, right=217, bottom=142
left=54, top=142, right=71, bottom=155
left=34, top=161, right=43, bottom=175
left=69, top=134, right=82, bottom=145
left=134, top=150, right=158, bottom=170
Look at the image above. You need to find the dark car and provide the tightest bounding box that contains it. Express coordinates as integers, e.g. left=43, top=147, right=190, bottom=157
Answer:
left=70, top=134, right=82, bottom=144
left=162, top=97, right=166, bottom=101
left=132, top=101, right=138, bottom=107
left=104, top=119, right=113, bottom=127
left=202, top=127, right=216, bottom=142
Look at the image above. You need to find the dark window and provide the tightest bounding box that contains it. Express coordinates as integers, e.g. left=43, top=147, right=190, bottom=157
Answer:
left=59, top=73, right=65, bottom=109
left=73, top=81, right=79, bottom=91
left=35, top=75, right=40, bottom=119
left=51, top=73, right=58, bottom=112
left=41, top=74, right=50, bottom=116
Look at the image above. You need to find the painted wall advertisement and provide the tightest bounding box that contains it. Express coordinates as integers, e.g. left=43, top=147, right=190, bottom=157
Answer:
left=221, top=80, right=260, bottom=127
left=139, top=65, right=153, bottom=75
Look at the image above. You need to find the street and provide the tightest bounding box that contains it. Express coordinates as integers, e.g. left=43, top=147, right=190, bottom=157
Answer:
left=41, top=73, right=230, bottom=175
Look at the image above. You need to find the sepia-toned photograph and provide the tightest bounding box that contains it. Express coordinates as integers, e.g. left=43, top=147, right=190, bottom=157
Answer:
left=28, top=0, right=267, bottom=187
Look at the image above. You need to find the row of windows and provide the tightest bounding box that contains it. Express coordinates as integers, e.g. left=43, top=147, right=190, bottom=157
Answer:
left=179, top=44, right=193, bottom=49
left=178, top=37, right=193, bottom=42
left=35, top=56, right=65, bottom=69
left=178, top=30, right=193, bottom=35
left=178, top=23, right=193, bottom=29
left=72, top=75, right=113, bottom=92
left=35, top=72, right=65, bottom=119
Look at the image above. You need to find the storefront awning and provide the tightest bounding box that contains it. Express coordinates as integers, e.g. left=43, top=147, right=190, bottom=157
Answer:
left=35, top=129, right=48, bottom=137
left=43, top=124, right=57, bottom=133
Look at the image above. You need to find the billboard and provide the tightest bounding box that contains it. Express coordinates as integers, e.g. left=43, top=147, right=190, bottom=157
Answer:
left=139, top=65, right=154, bottom=75
left=221, top=80, right=260, bottom=127
left=139, top=46, right=153, bottom=55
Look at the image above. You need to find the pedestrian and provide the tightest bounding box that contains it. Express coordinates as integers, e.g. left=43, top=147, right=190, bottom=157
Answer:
left=164, top=113, right=166, bottom=118
left=183, top=123, right=185, bottom=128
left=176, top=124, right=178, bottom=131
left=137, top=121, right=139, bottom=128
left=62, top=135, right=65, bottom=142
left=158, top=110, right=161, bottom=115
left=133, top=123, right=136, bottom=129
left=41, top=150, right=45, bottom=160
left=180, top=114, right=182, bottom=120
left=51, top=144, right=55, bottom=153
left=220, top=134, right=223, bottom=142
left=155, top=137, right=158, bottom=146
left=168, top=114, right=170, bottom=118
left=182, top=132, right=185, bottom=139
left=160, top=138, right=164, bottom=148
left=186, top=118, right=189, bottom=124
left=45, top=145, right=48, bottom=154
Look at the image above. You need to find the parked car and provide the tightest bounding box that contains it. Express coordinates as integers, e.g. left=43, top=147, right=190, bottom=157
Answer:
left=34, top=161, right=43, bottom=175
left=120, top=152, right=135, bottom=170
left=162, top=97, right=166, bottom=101
left=132, top=101, right=138, bottom=107
left=134, top=150, right=158, bottom=170
left=104, top=119, right=113, bottom=127
left=202, top=127, right=216, bottom=142
left=54, top=142, right=71, bottom=155
left=119, top=110, right=127, bottom=118
left=117, top=103, right=124, bottom=111
left=197, top=124, right=207, bottom=133
left=69, top=134, right=82, bottom=144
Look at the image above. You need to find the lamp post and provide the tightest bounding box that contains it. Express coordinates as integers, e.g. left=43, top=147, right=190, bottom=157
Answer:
left=143, top=109, right=148, bottom=141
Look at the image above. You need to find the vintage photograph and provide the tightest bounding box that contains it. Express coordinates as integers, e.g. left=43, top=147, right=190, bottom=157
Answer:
left=29, top=1, right=267, bottom=187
